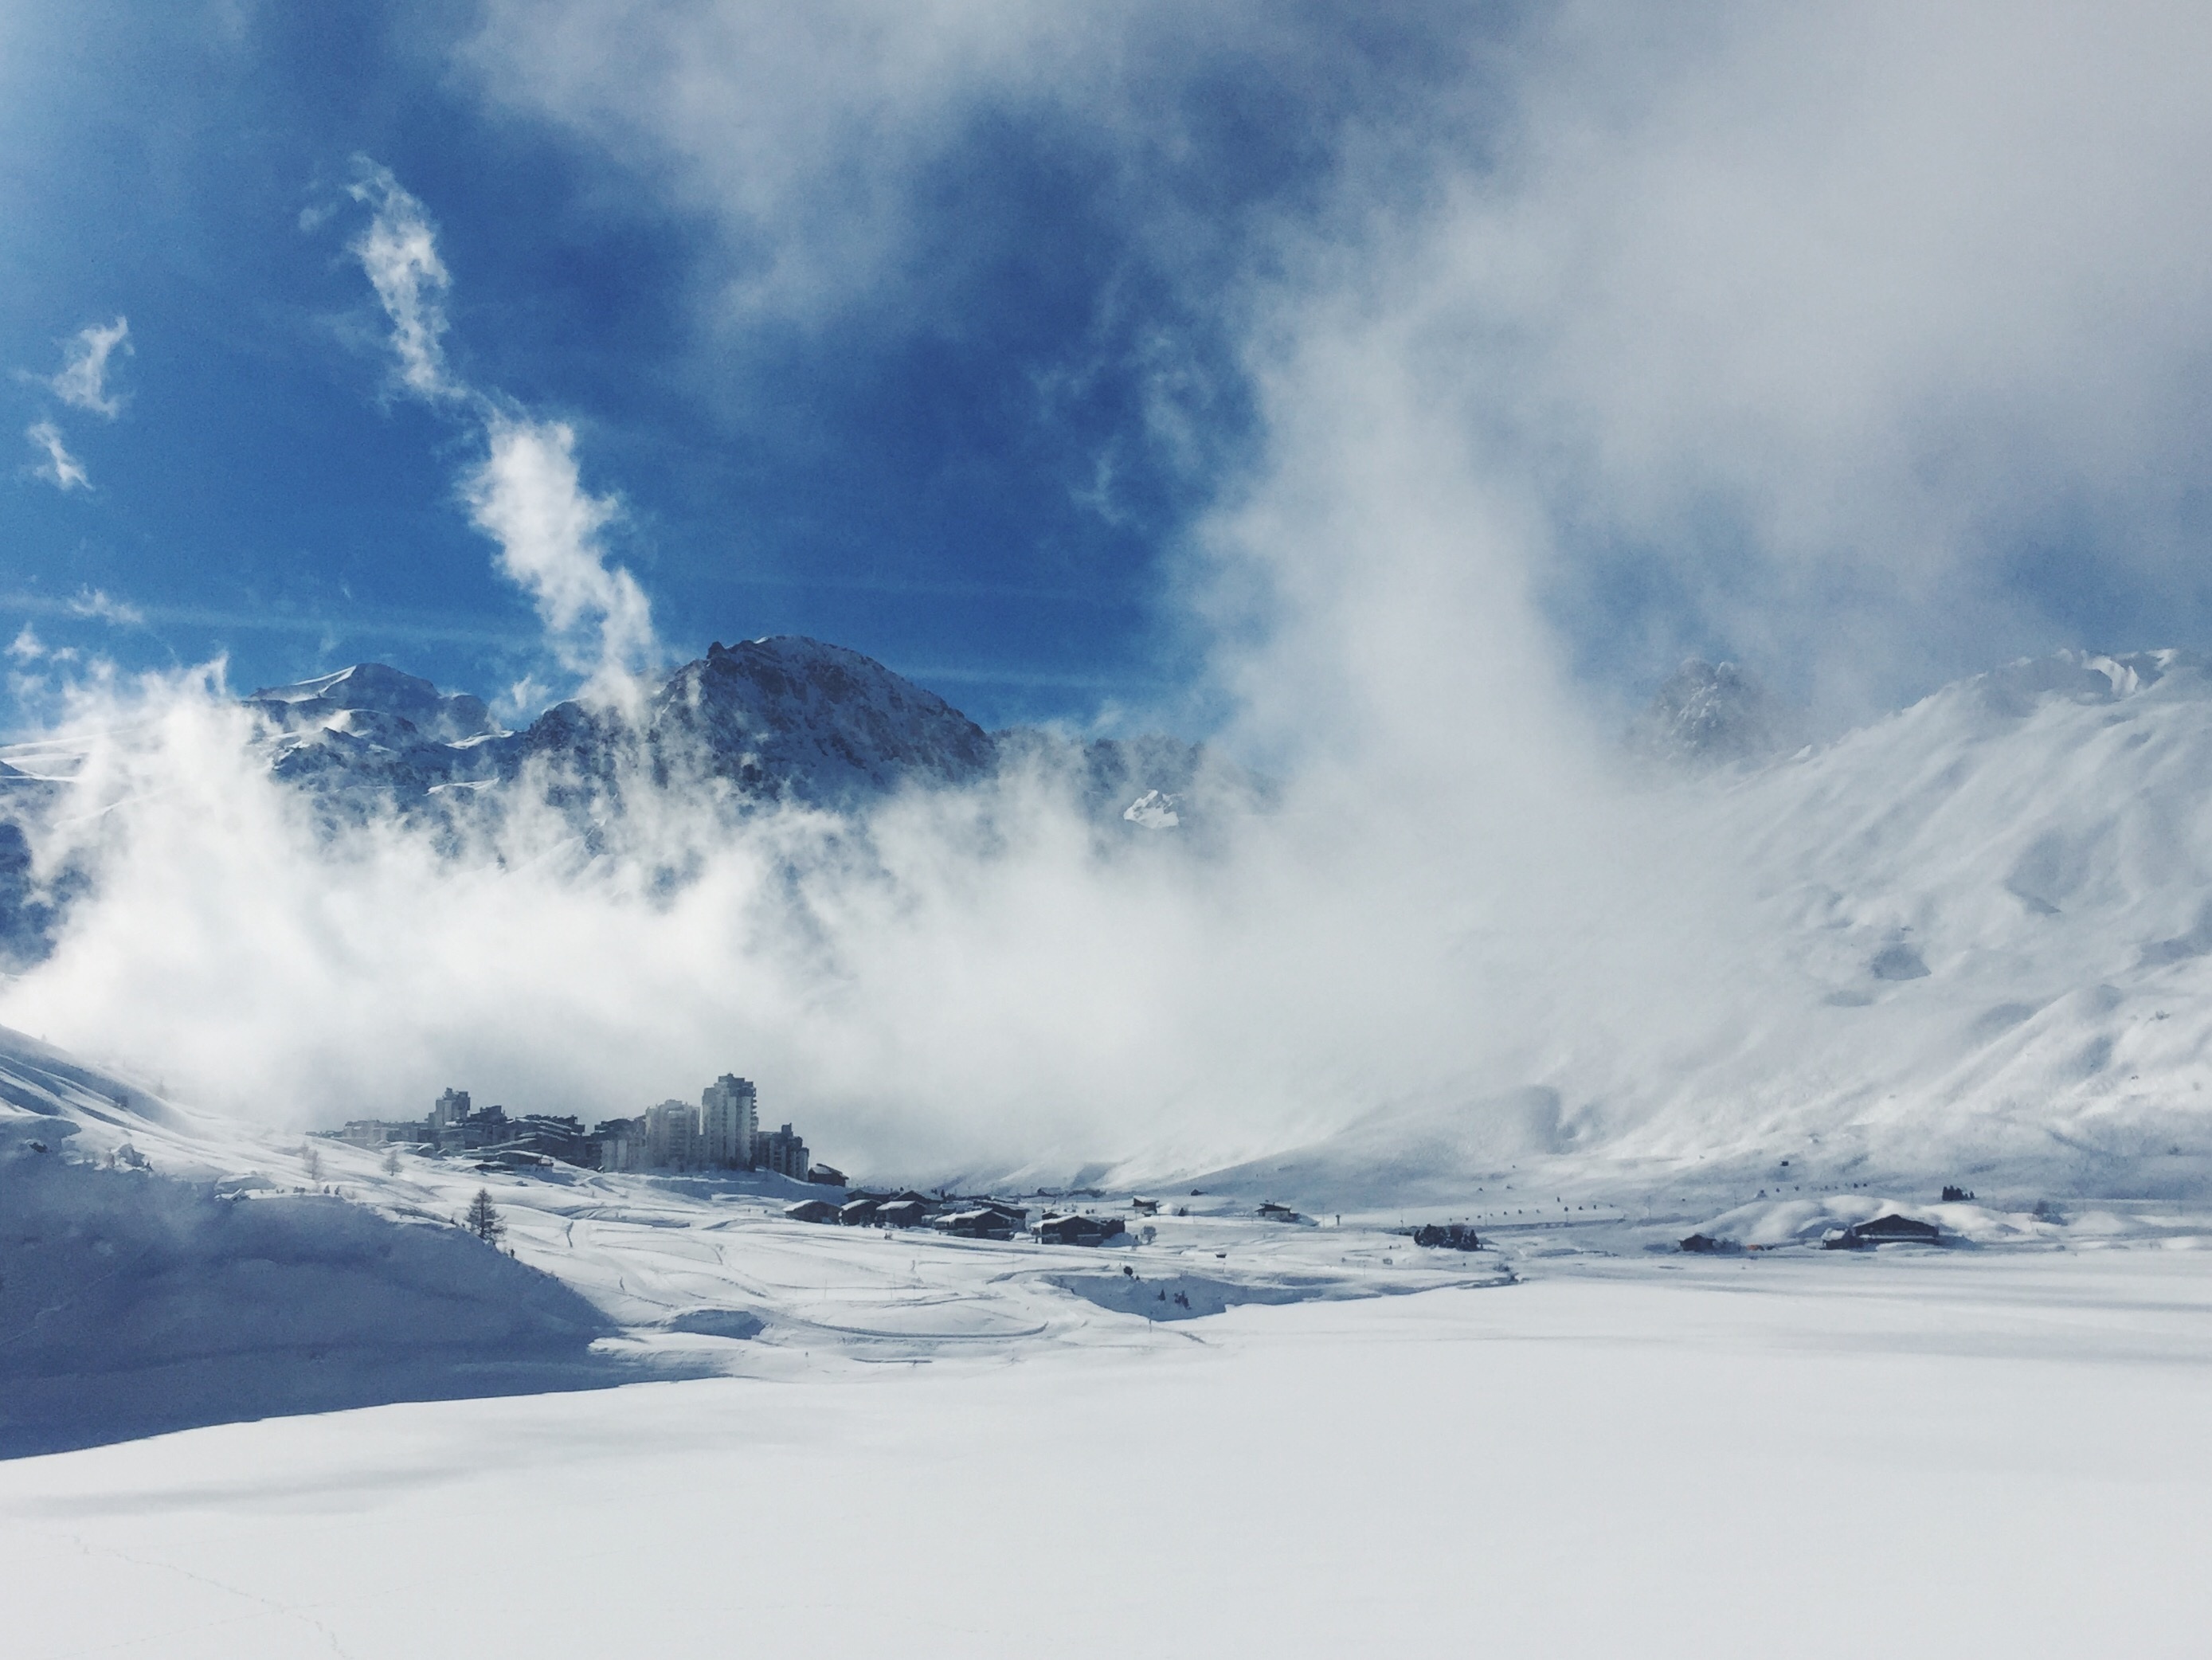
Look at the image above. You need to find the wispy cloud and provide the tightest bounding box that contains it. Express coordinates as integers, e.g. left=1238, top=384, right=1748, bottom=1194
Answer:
left=25, top=420, right=88, bottom=491
left=464, top=416, right=657, bottom=700
left=346, top=161, right=463, bottom=403
left=65, top=588, right=145, bottom=628
left=341, top=159, right=661, bottom=704
left=0, top=589, right=531, bottom=648
left=44, top=316, right=131, bottom=418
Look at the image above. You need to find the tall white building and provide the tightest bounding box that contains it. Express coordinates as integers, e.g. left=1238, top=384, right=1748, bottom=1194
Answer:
left=644, top=1098, right=700, bottom=1171
left=699, top=1075, right=758, bottom=1169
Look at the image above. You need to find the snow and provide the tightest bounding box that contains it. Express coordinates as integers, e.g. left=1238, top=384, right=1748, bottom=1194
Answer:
left=6, top=1019, right=2211, bottom=1650
left=13, top=648, right=2212, bottom=1645
left=3, top=1249, right=2208, bottom=1657
left=1209, top=649, right=2212, bottom=1200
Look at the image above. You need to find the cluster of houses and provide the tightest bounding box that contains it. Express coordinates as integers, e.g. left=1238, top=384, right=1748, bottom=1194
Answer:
left=325, top=1077, right=842, bottom=1184
left=1680, top=1210, right=1947, bottom=1254
left=781, top=1190, right=1133, bottom=1246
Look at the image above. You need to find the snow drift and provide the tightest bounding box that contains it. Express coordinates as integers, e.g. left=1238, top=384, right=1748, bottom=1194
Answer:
left=0, top=1027, right=636, bottom=1457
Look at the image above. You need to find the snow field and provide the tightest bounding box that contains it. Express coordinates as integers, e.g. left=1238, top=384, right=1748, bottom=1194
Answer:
left=3, top=1248, right=2207, bottom=1658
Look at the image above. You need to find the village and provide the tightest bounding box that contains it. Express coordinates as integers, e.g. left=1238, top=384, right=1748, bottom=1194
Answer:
left=325, top=1075, right=834, bottom=1184
left=321, top=1078, right=1994, bottom=1259
left=319, top=1075, right=1231, bottom=1246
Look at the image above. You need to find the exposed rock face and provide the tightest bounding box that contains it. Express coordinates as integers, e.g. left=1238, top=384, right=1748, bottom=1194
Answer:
left=1632, top=658, right=1798, bottom=767
left=636, top=636, right=998, bottom=807
left=245, top=637, right=1237, bottom=826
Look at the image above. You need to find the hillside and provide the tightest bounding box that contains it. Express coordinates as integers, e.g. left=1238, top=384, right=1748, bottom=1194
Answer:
left=1209, top=651, right=2212, bottom=1206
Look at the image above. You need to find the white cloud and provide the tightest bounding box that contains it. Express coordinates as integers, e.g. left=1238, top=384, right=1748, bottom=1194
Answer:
left=459, top=0, right=2212, bottom=721
left=65, top=588, right=146, bottom=628
left=1342, top=0, right=2212, bottom=711
left=339, top=161, right=662, bottom=701
left=42, top=316, right=131, bottom=419
left=464, top=416, right=658, bottom=702
left=7, top=624, right=42, bottom=663
left=25, top=420, right=88, bottom=491
left=346, top=161, right=463, bottom=403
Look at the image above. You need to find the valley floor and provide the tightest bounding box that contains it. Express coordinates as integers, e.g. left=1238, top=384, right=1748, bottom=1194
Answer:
left=4, top=1245, right=2207, bottom=1658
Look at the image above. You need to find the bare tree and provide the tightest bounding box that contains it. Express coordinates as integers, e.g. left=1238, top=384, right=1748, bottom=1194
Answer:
left=300, top=1141, right=323, bottom=1183
left=382, top=1145, right=401, bottom=1176
left=465, top=1188, right=504, bottom=1244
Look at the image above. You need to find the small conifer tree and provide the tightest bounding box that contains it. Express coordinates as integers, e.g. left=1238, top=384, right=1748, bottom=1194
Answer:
left=465, top=1187, right=504, bottom=1244
left=382, top=1145, right=401, bottom=1176
left=300, top=1141, right=323, bottom=1182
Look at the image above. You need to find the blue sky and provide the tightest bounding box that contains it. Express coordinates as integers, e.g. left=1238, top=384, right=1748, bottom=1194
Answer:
left=0, top=2, right=1465, bottom=733
left=8, top=2, right=2212, bottom=740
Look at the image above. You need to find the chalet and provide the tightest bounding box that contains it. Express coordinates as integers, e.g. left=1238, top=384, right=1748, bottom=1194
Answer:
left=1130, top=1197, right=1160, bottom=1216
left=784, top=1199, right=840, bottom=1224
left=1825, top=1214, right=1943, bottom=1249
left=839, top=1198, right=881, bottom=1226
left=808, top=1164, right=848, bottom=1188
left=1035, top=1213, right=1126, bottom=1246
left=933, top=1206, right=1024, bottom=1241
left=1255, top=1202, right=1302, bottom=1223
left=875, top=1199, right=931, bottom=1229
left=1678, top=1232, right=1742, bottom=1254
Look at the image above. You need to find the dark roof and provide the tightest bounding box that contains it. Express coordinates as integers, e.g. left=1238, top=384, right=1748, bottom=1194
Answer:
left=1847, top=1213, right=1941, bottom=1240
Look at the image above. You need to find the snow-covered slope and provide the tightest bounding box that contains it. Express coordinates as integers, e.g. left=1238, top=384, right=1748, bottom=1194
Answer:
left=1220, top=650, right=2212, bottom=1204
left=0, top=1017, right=1523, bottom=1452
left=246, top=663, right=511, bottom=808
left=0, top=1027, right=636, bottom=1455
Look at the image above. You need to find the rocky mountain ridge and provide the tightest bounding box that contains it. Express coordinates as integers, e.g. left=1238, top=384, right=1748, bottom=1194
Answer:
left=244, top=636, right=1255, bottom=828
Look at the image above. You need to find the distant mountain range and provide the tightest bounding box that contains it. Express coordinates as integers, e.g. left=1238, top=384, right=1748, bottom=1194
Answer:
left=245, top=636, right=1262, bottom=828
left=0, top=636, right=1264, bottom=969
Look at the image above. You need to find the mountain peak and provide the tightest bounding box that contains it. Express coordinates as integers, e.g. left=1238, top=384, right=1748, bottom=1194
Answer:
left=1633, top=658, right=1797, bottom=767
left=651, top=635, right=996, bottom=804
left=247, top=664, right=500, bottom=745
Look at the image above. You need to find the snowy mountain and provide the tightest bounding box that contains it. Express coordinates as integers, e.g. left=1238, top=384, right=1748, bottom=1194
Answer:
left=1216, top=649, right=2212, bottom=1206
left=238, top=636, right=1238, bottom=824
left=642, top=636, right=997, bottom=802
left=248, top=662, right=511, bottom=802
